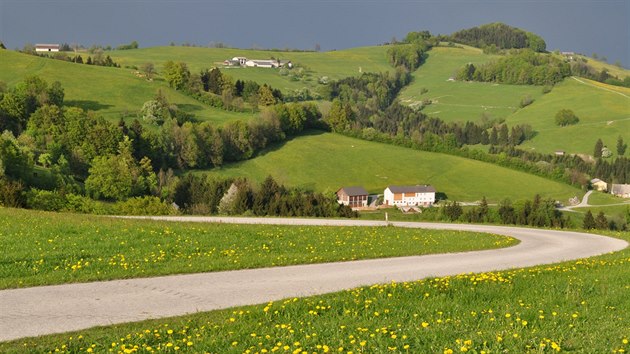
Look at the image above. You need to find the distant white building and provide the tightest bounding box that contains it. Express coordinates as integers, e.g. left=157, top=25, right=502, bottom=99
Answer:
left=590, top=178, right=608, bottom=192
left=610, top=184, right=630, bottom=198
left=383, top=185, right=436, bottom=207
left=35, top=44, right=60, bottom=52
left=224, top=56, right=292, bottom=69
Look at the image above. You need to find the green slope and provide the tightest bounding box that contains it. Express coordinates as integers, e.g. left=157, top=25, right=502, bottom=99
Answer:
left=0, top=49, right=252, bottom=124
left=198, top=132, right=581, bottom=202
left=106, top=46, right=392, bottom=93
left=399, top=45, right=543, bottom=122
left=509, top=77, right=630, bottom=155
left=399, top=45, right=630, bottom=155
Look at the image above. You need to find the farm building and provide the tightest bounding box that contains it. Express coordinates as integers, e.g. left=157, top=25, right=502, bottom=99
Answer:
left=336, top=186, right=369, bottom=208
left=245, top=59, right=292, bottom=68
left=35, top=44, right=60, bottom=52
left=383, top=185, right=436, bottom=207
left=610, top=184, right=630, bottom=198
left=590, top=178, right=608, bottom=192
left=223, top=57, right=292, bottom=68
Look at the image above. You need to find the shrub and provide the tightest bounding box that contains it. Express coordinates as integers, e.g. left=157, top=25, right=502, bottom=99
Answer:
left=26, top=189, right=65, bottom=211
left=64, top=193, right=111, bottom=214
left=114, top=196, right=176, bottom=216
left=0, top=177, right=26, bottom=208
left=519, top=95, right=534, bottom=108
left=555, top=109, right=579, bottom=126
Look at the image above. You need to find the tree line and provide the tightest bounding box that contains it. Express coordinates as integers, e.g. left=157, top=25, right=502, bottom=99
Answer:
left=320, top=68, right=536, bottom=150
left=456, top=49, right=571, bottom=85
left=446, top=23, right=547, bottom=53
left=0, top=77, right=325, bottom=205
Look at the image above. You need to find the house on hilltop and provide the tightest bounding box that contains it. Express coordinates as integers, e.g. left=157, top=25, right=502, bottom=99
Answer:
left=610, top=184, right=630, bottom=198
left=223, top=57, right=292, bottom=68
left=590, top=178, right=608, bottom=192
left=337, top=186, right=369, bottom=208
left=383, top=185, right=436, bottom=207
left=245, top=59, right=292, bottom=68
left=35, top=44, right=59, bottom=52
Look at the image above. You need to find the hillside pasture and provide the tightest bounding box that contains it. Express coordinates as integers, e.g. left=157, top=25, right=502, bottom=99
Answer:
left=509, top=77, right=630, bottom=155
left=399, top=46, right=543, bottom=123
left=0, top=50, right=252, bottom=124
left=199, top=132, right=581, bottom=202
left=106, top=46, right=393, bottom=94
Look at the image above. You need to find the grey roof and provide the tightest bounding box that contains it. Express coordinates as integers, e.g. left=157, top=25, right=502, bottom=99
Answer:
left=590, top=178, right=605, bottom=184
left=387, top=185, right=436, bottom=194
left=610, top=184, right=630, bottom=195
left=338, top=186, right=368, bottom=196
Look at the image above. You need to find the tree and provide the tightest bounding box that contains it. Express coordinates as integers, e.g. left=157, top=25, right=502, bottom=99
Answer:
left=140, top=62, right=156, bottom=80
left=0, top=42, right=6, bottom=50
left=163, top=61, right=190, bottom=90
left=258, top=84, right=276, bottom=106
left=498, top=124, right=509, bottom=145
left=616, top=136, right=627, bottom=156
left=595, top=211, right=608, bottom=229
left=443, top=201, right=463, bottom=221
left=582, top=210, right=596, bottom=229
left=554, top=109, right=579, bottom=126
left=594, top=138, right=604, bottom=158
left=85, top=137, right=156, bottom=201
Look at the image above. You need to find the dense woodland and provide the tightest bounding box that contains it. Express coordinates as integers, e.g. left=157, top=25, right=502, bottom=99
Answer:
left=456, top=49, right=571, bottom=85
left=447, top=23, right=547, bottom=53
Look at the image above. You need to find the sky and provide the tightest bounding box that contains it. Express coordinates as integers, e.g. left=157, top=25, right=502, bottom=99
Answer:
left=1, top=0, right=629, bottom=68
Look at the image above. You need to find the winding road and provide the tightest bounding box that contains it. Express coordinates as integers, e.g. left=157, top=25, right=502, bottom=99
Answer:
left=0, top=217, right=627, bottom=342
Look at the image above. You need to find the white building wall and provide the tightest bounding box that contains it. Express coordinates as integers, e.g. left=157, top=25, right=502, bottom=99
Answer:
left=383, top=188, right=394, bottom=205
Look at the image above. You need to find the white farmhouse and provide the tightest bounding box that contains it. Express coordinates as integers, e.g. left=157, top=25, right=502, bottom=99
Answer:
left=610, top=184, right=630, bottom=198
left=383, top=185, right=436, bottom=207
left=35, top=44, right=60, bottom=52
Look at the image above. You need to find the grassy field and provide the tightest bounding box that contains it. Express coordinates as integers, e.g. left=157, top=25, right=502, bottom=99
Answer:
left=3, top=229, right=627, bottom=353
left=0, top=49, right=252, bottom=124
left=106, top=46, right=393, bottom=93
left=510, top=77, right=630, bottom=155
left=587, top=191, right=629, bottom=206
left=199, top=132, right=582, bottom=202
left=0, top=208, right=516, bottom=289
left=569, top=54, right=630, bottom=80
left=399, top=46, right=630, bottom=155
left=399, top=45, right=543, bottom=123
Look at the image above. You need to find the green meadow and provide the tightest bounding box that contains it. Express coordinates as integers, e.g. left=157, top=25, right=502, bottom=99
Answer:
left=4, top=229, right=627, bottom=353
left=510, top=77, right=630, bottom=155
left=399, top=45, right=543, bottom=123
left=0, top=50, right=252, bottom=124
left=399, top=46, right=630, bottom=155
left=106, top=46, right=393, bottom=93
left=0, top=208, right=515, bottom=289
left=199, top=131, right=582, bottom=202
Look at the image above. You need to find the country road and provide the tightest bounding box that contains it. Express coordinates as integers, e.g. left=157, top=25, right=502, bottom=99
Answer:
left=0, top=217, right=627, bottom=342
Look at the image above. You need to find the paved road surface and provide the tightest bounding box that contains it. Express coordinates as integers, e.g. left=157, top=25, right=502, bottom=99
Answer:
left=0, top=217, right=627, bottom=342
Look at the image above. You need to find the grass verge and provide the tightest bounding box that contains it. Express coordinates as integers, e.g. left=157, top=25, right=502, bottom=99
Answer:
left=0, top=208, right=515, bottom=289
left=1, top=230, right=627, bottom=353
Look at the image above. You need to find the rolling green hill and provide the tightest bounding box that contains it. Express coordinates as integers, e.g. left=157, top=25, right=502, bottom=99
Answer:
left=399, top=45, right=630, bottom=155
left=399, top=45, right=543, bottom=122
left=0, top=49, right=252, bottom=124
left=198, top=131, right=581, bottom=202
left=106, top=46, right=393, bottom=93
left=510, top=77, right=630, bottom=154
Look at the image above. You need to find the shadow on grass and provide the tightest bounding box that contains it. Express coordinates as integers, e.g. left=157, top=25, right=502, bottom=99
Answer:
left=177, top=103, right=205, bottom=113
left=65, top=100, right=113, bottom=111
left=255, top=129, right=326, bottom=158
